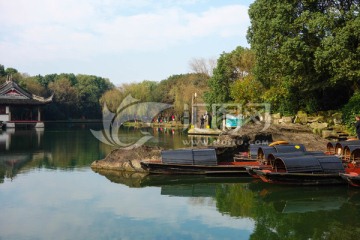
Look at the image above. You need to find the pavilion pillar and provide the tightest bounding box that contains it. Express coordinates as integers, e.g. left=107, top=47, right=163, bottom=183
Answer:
left=6, top=106, right=11, bottom=121
left=37, top=107, right=41, bottom=121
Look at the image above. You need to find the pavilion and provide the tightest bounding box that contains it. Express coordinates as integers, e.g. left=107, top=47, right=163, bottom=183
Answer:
left=0, top=78, right=53, bottom=128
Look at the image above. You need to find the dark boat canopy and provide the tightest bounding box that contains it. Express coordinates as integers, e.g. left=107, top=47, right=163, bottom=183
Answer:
left=267, top=152, right=305, bottom=166
left=249, top=144, right=262, bottom=159
left=335, top=140, right=360, bottom=155
left=343, top=145, right=360, bottom=160
left=257, top=144, right=306, bottom=163
left=273, top=155, right=344, bottom=173
left=327, top=141, right=336, bottom=154
left=161, top=149, right=217, bottom=166
left=257, top=146, right=276, bottom=161
left=273, top=144, right=306, bottom=153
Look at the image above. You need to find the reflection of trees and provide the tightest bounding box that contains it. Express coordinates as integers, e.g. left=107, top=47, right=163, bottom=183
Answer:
left=0, top=126, right=112, bottom=179
left=216, top=184, right=257, bottom=218
left=188, top=197, right=215, bottom=206
left=37, top=129, right=109, bottom=168
left=90, top=169, right=360, bottom=239
left=214, top=183, right=360, bottom=240
left=0, top=153, right=33, bottom=182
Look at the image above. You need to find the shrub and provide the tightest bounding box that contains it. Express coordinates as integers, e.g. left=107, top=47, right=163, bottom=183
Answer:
left=341, top=92, right=360, bottom=134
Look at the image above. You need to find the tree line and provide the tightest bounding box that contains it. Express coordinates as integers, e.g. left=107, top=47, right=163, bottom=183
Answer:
left=0, top=65, right=113, bottom=120
left=0, top=64, right=209, bottom=121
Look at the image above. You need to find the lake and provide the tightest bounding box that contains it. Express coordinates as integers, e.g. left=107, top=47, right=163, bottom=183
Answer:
left=0, top=124, right=360, bottom=240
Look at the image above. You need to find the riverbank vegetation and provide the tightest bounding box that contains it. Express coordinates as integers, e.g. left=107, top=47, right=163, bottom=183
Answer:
left=1, top=0, right=359, bottom=131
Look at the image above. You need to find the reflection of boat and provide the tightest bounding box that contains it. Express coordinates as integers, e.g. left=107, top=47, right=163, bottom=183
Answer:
left=140, top=148, right=259, bottom=175
left=259, top=186, right=348, bottom=213
left=92, top=168, right=254, bottom=188
left=332, top=140, right=360, bottom=187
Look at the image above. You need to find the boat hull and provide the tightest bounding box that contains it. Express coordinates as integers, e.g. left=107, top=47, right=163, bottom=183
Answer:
left=340, top=173, right=360, bottom=187
left=140, top=161, right=253, bottom=175
left=253, top=169, right=345, bottom=186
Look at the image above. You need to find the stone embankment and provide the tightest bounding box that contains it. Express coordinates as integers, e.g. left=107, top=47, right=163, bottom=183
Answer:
left=273, top=111, right=351, bottom=140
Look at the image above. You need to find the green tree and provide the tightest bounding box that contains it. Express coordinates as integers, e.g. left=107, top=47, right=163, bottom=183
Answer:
left=41, top=74, right=58, bottom=87
left=0, top=64, right=6, bottom=77
left=205, top=46, right=256, bottom=106
left=230, top=75, right=265, bottom=105
left=99, top=88, right=125, bottom=113
left=247, top=0, right=360, bottom=114
left=48, top=77, right=79, bottom=119
left=0, top=64, right=6, bottom=84
left=5, top=67, right=18, bottom=75
left=75, top=74, right=113, bottom=118
left=20, top=77, right=48, bottom=96
left=315, top=13, right=360, bottom=89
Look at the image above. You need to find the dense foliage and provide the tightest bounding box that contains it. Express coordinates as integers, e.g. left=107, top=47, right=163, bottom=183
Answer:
left=1, top=64, right=209, bottom=121
left=0, top=65, right=113, bottom=120
left=100, top=73, right=209, bottom=119
left=247, top=0, right=360, bottom=114
left=342, top=92, right=360, bottom=134
left=205, top=46, right=259, bottom=106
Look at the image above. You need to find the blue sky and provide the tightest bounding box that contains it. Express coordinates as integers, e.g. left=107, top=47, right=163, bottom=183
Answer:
left=0, top=0, right=254, bottom=85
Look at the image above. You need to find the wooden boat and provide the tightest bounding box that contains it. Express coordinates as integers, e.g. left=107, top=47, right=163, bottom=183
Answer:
left=140, top=148, right=259, bottom=175
left=339, top=147, right=360, bottom=187
left=252, top=155, right=346, bottom=185
left=334, top=140, right=360, bottom=156
left=245, top=143, right=325, bottom=179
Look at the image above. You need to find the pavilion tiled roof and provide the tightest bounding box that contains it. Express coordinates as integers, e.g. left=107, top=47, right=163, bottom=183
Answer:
left=0, top=80, right=53, bottom=105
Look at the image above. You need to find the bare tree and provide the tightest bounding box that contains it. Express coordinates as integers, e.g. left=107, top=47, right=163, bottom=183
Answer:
left=189, top=57, right=217, bottom=77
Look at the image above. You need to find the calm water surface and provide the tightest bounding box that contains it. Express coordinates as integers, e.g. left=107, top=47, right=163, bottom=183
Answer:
left=1, top=124, right=360, bottom=240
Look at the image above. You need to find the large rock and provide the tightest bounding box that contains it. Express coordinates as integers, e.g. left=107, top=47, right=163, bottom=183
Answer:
left=294, top=111, right=308, bottom=124
left=307, top=116, right=325, bottom=123
left=309, top=122, right=328, bottom=130
left=91, top=145, right=162, bottom=172
left=280, top=116, right=294, bottom=124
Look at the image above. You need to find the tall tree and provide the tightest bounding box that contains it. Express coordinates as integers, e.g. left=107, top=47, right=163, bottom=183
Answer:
left=205, top=46, right=256, bottom=105
left=48, top=77, right=79, bottom=119
left=76, top=74, right=113, bottom=118
left=247, top=0, right=360, bottom=113
left=0, top=64, right=5, bottom=77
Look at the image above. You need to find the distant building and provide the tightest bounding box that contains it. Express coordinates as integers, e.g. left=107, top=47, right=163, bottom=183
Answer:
left=0, top=78, right=52, bottom=128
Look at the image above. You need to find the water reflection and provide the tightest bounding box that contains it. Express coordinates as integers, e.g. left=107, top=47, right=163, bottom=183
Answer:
left=92, top=168, right=250, bottom=190
left=94, top=170, right=360, bottom=240
left=0, top=125, right=219, bottom=182
left=0, top=129, right=50, bottom=182
left=0, top=125, right=110, bottom=182
left=2, top=125, right=360, bottom=239
left=258, top=185, right=348, bottom=213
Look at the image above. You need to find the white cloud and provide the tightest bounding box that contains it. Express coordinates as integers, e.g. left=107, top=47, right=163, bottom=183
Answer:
left=0, top=0, right=251, bottom=83
left=0, top=1, right=249, bottom=60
